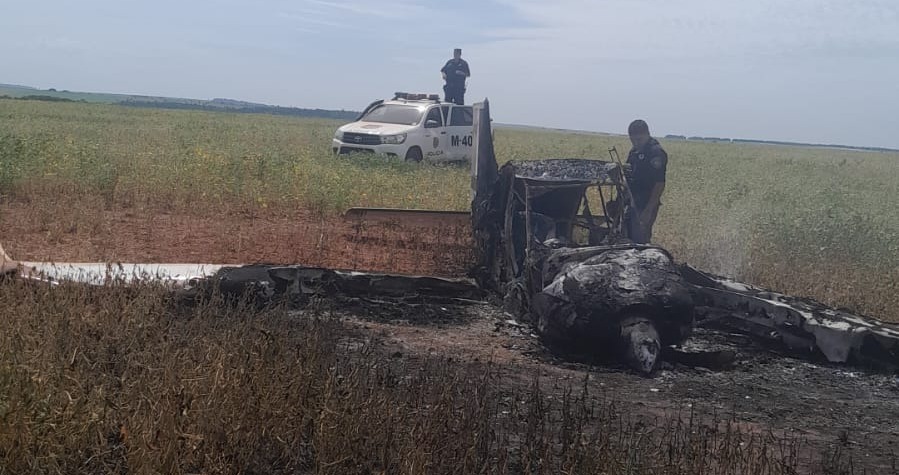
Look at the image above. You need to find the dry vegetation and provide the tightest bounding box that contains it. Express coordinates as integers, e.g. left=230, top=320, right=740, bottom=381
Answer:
left=0, top=280, right=859, bottom=474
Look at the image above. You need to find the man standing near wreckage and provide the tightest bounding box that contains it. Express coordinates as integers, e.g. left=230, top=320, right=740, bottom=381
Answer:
left=625, top=120, right=667, bottom=243
left=441, top=48, right=470, bottom=105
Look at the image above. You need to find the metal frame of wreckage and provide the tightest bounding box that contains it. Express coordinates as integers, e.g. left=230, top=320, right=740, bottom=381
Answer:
left=1, top=99, right=898, bottom=370
left=502, top=162, right=630, bottom=292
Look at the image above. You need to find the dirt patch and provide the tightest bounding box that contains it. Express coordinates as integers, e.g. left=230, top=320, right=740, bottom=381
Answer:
left=0, top=200, right=473, bottom=276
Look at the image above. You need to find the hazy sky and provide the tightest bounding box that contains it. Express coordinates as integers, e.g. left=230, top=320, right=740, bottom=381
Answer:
left=3, top=0, right=898, bottom=148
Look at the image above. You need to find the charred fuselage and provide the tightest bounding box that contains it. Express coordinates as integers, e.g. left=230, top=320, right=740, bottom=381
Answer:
left=470, top=101, right=694, bottom=373
left=534, top=247, right=694, bottom=372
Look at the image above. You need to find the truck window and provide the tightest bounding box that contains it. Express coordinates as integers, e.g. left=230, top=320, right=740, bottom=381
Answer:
left=362, top=104, right=425, bottom=125
left=425, top=107, right=443, bottom=127
left=441, top=105, right=451, bottom=122
left=449, top=106, right=473, bottom=126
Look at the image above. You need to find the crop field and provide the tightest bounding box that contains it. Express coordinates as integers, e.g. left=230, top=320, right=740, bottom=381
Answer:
left=2, top=99, right=899, bottom=473
left=2, top=99, right=898, bottom=322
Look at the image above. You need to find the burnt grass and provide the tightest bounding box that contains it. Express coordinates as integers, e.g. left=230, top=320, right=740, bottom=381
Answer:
left=0, top=280, right=882, bottom=474
left=333, top=296, right=479, bottom=326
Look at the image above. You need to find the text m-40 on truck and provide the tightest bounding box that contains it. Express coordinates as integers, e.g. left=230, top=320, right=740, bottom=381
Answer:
left=333, top=92, right=474, bottom=163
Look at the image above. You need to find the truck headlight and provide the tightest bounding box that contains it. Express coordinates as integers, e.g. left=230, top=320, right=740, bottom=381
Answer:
left=334, top=130, right=344, bottom=141
left=381, top=133, right=407, bottom=145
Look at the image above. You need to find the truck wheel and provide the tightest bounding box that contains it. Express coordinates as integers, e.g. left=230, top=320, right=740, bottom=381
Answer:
left=404, top=147, right=423, bottom=163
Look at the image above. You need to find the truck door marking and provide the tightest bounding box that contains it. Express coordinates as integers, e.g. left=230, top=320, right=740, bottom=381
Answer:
left=451, top=135, right=473, bottom=147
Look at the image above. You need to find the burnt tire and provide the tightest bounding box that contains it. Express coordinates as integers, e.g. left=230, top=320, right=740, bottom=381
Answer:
left=618, top=315, right=661, bottom=376
left=404, top=146, right=423, bottom=163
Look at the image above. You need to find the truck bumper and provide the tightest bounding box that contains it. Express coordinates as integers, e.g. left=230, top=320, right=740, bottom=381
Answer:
left=332, top=140, right=404, bottom=158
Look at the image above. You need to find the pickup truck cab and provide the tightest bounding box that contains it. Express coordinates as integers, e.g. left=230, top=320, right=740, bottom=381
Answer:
left=332, top=92, right=474, bottom=163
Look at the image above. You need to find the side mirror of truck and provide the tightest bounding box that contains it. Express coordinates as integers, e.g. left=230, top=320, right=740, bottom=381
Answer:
left=425, top=119, right=440, bottom=129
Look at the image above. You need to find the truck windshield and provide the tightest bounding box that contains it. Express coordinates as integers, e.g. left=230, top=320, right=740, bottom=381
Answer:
left=362, top=105, right=424, bottom=125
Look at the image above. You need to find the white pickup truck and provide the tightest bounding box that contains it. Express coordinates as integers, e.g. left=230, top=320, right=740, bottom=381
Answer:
left=332, top=92, right=473, bottom=163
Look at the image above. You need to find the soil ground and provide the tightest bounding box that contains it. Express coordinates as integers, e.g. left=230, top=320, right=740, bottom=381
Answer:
left=0, top=201, right=472, bottom=275
left=3, top=202, right=898, bottom=472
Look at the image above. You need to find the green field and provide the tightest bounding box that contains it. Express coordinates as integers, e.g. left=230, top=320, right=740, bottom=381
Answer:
left=0, top=83, right=222, bottom=105
left=0, top=84, right=133, bottom=103
left=2, top=99, right=899, bottom=321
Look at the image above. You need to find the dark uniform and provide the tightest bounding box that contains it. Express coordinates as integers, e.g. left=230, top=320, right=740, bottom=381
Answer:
left=626, top=138, right=668, bottom=243
left=441, top=58, right=470, bottom=105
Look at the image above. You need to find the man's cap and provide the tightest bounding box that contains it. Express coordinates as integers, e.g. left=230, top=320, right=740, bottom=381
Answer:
left=454, top=48, right=462, bottom=53
left=628, top=119, right=650, bottom=136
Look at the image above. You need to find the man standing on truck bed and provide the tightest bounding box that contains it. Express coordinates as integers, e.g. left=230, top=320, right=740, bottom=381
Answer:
left=625, top=119, right=667, bottom=244
left=441, top=48, right=470, bottom=105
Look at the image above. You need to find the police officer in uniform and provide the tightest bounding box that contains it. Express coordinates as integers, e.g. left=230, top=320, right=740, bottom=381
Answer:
left=441, top=48, right=470, bottom=105
left=625, top=119, right=667, bottom=243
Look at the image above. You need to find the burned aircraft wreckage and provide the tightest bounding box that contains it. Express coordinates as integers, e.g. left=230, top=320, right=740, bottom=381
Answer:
left=466, top=102, right=899, bottom=372
left=2, top=100, right=898, bottom=374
